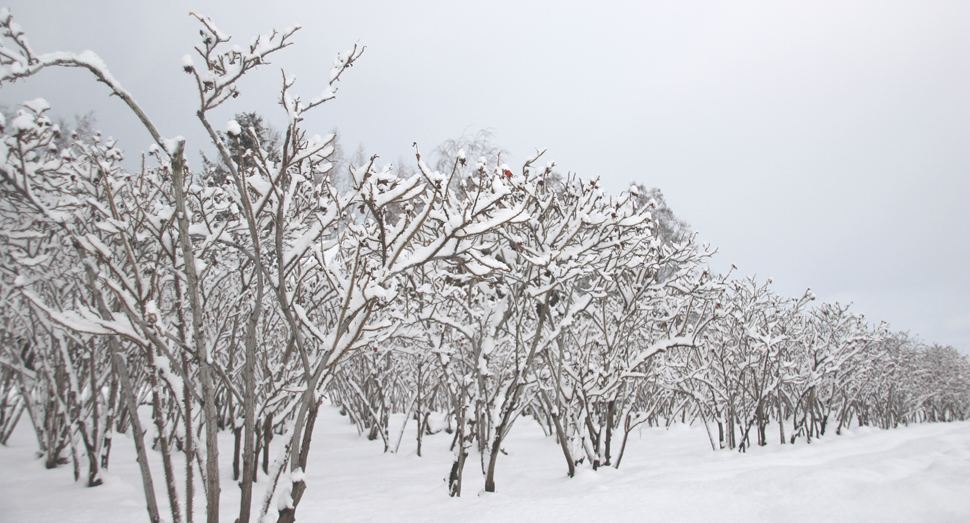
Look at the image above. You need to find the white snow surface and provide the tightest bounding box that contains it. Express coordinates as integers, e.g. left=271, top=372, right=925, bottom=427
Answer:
left=225, top=119, right=242, bottom=137
left=1, top=403, right=967, bottom=523
left=22, top=98, right=51, bottom=114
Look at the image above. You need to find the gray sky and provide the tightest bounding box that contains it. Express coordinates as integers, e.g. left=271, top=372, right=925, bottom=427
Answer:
left=3, top=0, right=968, bottom=353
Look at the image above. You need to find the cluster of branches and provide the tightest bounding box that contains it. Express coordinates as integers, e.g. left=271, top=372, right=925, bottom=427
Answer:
left=0, top=10, right=968, bottom=523
left=659, top=279, right=970, bottom=452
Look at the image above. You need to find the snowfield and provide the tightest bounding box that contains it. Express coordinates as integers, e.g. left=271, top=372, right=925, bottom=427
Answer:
left=1, top=403, right=968, bottom=523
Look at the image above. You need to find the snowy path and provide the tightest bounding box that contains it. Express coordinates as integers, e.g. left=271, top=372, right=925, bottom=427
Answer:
left=1, top=405, right=968, bottom=522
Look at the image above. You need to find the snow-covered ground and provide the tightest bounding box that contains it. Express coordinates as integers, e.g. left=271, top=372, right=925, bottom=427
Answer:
left=2, top=404, right=968, bottom=523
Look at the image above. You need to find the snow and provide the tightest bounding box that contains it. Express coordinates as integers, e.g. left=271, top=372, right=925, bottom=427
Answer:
left=226, top=119, right=242, bottom=137
left=309, top=87, right=335, bottom=106
left=330, top=52, right=348, bottom=81
left=277, top=486, right=294, bottom=511
left=1, top=402, right=966, bottom=523
left=22, top=98, right=50, bottom=114
left=161, top=136, right=185, bottom=157
left=187, top=222, right=209, bottom=236
left=10, top=112, right=36, bottom=133
left=195, top=14, right=229, bottom=41
left=247, top=175, right=273, bottom=196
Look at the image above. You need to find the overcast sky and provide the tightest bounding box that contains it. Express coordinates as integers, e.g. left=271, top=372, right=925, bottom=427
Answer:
left=2, top=0, right=968, bottom=353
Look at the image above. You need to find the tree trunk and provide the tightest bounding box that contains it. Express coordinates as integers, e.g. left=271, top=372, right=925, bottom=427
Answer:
left=170, top=144, right=220, bottom=523
left=263, top=415, right=273, bottom=475
left=148, top=357, right=181, bottom=523
left=604, top=400, right=615, bottom=466
left=485, top=381, right=522, bottom=492
left=448, top=395, right=475, bottom=497
left=101, top=372, right=119, bottom=470
left=539, top=389, right=574, bottom=477
left=416, top=361, right=423, bottom=457
left=182, top=353, right=194, bottom=523
left=233, top=425, right=242, bottom=481
left=777, top=395, right=785, bottom=445
left=114, top=350, right=161, bottom=523
left=276, top=398, right=320, bottom=523
left=484, top=295, right=549, bottom=492
left=238, top=267, right=262, bottom=523
left=77, top=244, right=160, bottom=522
